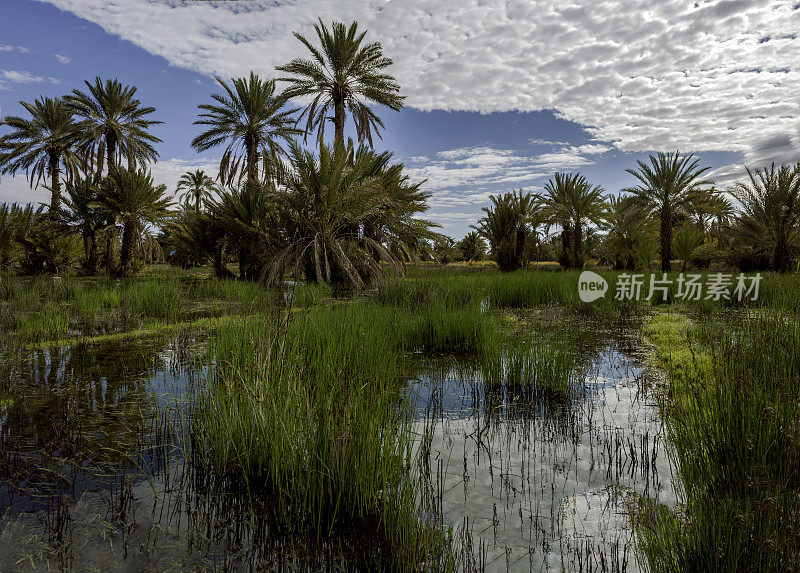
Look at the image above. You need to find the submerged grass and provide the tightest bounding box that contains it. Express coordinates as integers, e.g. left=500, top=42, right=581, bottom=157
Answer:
left=199, top=306, right=456, bottom=569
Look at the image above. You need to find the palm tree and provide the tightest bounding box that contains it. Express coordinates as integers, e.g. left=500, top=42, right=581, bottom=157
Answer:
left=600, top=194, right=657, bottom=270
left=277, top=19, right=404, bottom=148
left=191, top=73, right=299, bottom=187
left=672, top=224, right=704, bottom=271
left=97, top=168, right=173, bottom=276
left=210, top=183, right=276, bottom=280
left=66, top=77, right=162, bottom=173
left=176, top=169, right=217, bottom=212
left=265, top=142, right=422, bottom=289
left=731, top=163, right=800, bottom=272
left=459, top=231, right=486, bottom=262
left=0, top=97, right=81, bottom=210
left=60, top=175, right=106, bottom=274
left=542, top=172, right=606, bottom=269
left=624, top=151, right=713, bottom=271
left=474, top=190, right=540, bottom=272
left=353, top=146, right=439, bottom=264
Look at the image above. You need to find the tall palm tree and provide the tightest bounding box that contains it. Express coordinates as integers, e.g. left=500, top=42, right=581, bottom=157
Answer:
left=624, top=151, right=713, bottom=271
left=474, top=190, right=540, bottom=272
left=0, top=97, right=81, bottom=210
left=731, top=163, right=800, bottom=272
left=98, top=168, right=173, bottom=276
left=191, top=72, right=299, bottom=187
left=277, top=19, right=404, bottom=148
left=66, top=77, right=162, bottom=173
left=176, top=169, right=218, bottom=212
left=542, top=172, right=606, bottom=269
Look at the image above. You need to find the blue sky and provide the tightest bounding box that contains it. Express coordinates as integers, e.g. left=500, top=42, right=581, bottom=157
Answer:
left=1, top=0, right=798, bottom=237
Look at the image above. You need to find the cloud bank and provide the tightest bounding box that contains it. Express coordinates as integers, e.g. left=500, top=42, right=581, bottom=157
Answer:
left=41, top=0, right=800, bottom=165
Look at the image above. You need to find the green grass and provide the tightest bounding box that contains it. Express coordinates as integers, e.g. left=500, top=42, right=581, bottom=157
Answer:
left=199, top=306, right=455, bottom=569
left=635, top=308, right=800, bottom=571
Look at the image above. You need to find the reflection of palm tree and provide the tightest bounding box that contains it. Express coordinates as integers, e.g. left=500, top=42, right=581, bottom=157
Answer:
left=0, top=97, right=81, bottom=211
left=624, top=151, right=712, bottom=271
left=66, top=77, right=162, bottom=173
left=731, top=163, right=800, bottom=272
left=542, top=173, right=606, bottom=269
left=278, top=19, right=404, bottom=148
left=191, top=73, right=299, bottom=187
left=176, top=169, right=217, bottom=213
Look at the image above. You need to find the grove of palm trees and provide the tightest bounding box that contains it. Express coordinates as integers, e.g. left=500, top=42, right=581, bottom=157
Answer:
left=1, top=16, right=800, bottom=573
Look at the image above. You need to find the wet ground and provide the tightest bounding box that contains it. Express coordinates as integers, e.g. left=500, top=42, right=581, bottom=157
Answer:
left=0, top=316, right=674, bottom=571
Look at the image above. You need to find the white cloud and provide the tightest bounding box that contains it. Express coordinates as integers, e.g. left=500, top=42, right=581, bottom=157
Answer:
left=0, top=70, right=59, bottom=84
left=40, top=0, right=800, bottom=168
left=0, top=45, right=29, bottom=53
left=0, top=158, right=221, bottom=206
left=55, top=54, right=71, bottom=64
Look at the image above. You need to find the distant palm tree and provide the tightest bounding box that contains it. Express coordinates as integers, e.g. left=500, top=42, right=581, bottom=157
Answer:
left=66, top=77, right=162, bottom=173
left=192, top=72, right=299, bottom=187
left=459, top=231, right=486, bottom=262
left=277, top=19, right=404, bottom=148
left=600, top=194, right=657, bottom=270
left=731, top=163, right=800, bottom=272
left=0, top=97, right=81, bottom=210
left=177, top=169, right=217, bottom=212
left=474, top=190, right=540, bottom=272
left=625, top=151, right=713, bottom=271
left=98, top=168, right=173, bottom=276
left=542, top=172, right=606, bottom=269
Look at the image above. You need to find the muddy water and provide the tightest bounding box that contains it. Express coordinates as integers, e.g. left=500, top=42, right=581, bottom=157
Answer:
left=0, top=321, right=674, bottom=571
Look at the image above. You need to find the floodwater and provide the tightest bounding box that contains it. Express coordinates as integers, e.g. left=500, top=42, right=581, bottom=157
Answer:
left=0, top=317, right=675, bottom=571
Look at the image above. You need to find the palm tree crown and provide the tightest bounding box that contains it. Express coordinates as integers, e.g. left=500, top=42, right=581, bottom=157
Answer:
left=277, top=19, right=404, bottom=148
left=191, top=72, right=299, bottom=187
left=177, top=169, right=218, bottom=212
left=0, top=97, right=81, bottom=211
left=542, top=172, right=606, bottom=269
left=66, top=77, right=162, bottom=173
left=624, top=150, right=713, bottom=271
left=98, top=167, right=173, bottom=275
left=731, top=163, right=800, bottom=272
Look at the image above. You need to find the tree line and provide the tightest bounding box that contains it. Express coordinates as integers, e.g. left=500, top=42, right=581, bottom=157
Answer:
left=2, top=19, right=799, bottom=283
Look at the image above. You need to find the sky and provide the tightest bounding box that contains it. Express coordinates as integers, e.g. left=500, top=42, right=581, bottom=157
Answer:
left=0, top=0, right=798, bottom=238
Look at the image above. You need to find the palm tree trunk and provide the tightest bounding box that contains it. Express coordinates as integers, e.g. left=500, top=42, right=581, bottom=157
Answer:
left=573, top=220, right=583, bottom=269
left=120, top=220, right=136, bottom=277
left=334, top=95, right=345, bottom=149
left=106, top=132, right=117, bottom=172
left=48, top=150, right=61, bottom=211
left=245, top=135, right=258, bottom=185
left=83, top=223, right=98, bottom=275
left=773, top=237, right=790, bottom=272
left=660, top=204, right=672, bottom=272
